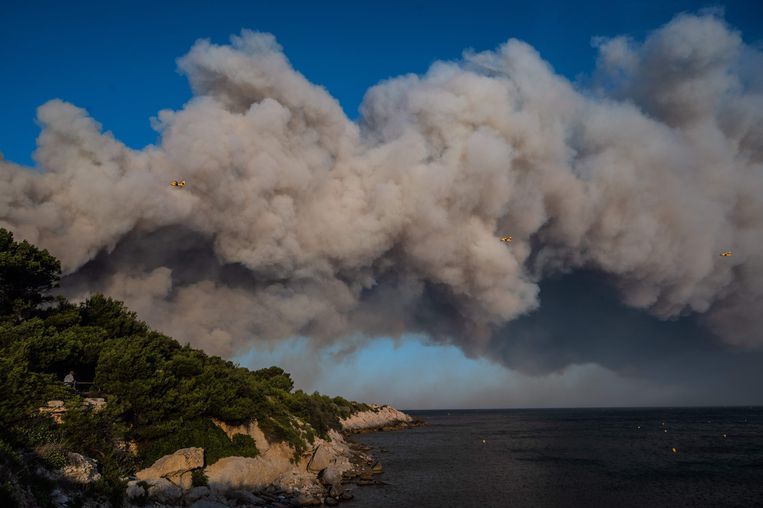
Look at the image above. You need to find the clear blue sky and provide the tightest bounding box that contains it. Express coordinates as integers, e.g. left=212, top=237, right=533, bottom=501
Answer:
left=2, top=0, right=762, bottom=167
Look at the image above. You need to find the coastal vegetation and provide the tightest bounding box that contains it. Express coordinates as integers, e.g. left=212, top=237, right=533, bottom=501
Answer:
left=0, top=228, right=368, bottom=506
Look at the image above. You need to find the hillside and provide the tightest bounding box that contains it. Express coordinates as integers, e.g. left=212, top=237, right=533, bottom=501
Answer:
left=0, top=229, right=396, bottom=507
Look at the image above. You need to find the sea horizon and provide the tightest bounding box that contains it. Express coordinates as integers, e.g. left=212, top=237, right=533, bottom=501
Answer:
left=403, top=404, right=763, bottom=412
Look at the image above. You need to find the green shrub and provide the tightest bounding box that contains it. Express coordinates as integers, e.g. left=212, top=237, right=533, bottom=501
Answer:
left=138, top=419, right=258, bottom=467
left=37, top=444, right=67, bottom=470
left=191, top=469, right=208, bottom=487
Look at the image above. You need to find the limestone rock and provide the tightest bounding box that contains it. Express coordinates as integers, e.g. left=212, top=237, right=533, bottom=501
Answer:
left=125, top=480, right=146, bottom=500
left=227, top=489, right=266, bottom=505
left=205, top=452, right=290, bottom=490
left=211, top=418, right=270, bottom=453
left=186, top=485, right=211, bottom=502
left=294, top=493, right=321, bottom=506
left=39, top=401, right=67, bottom=423
left=136, top=447, right=204, bottom=481
left=60, top=452, right=101, bottom=483
left=307, top=445, right=332, bottom=472
left=319, top=463, right=343, bottom=487
left=166, top=470, right=194, bottom=490
left=340, top=404, right=413, bottom=432
left=146, top=477, right=183, bottom=503
left=329, top=484, right=344, bottom=498
left=83, top=398, right=106, bottom=412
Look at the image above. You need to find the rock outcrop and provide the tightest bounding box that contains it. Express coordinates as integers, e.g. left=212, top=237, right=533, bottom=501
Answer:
left=38, top=398, right=106, bottom=424
left=60, top=452, right=101, bottom=484
left=146, top=477, right=184, bottom=503
left=125, top=406, right=415, bottom=506
left=204, top=452, right=291, bottom=490
left=205, top=421, right=354, bottom=497
left=39, top=400, right=66, bottom=424
left=135, top=447, right=204, bottom=484
left=340, top=404, right=413, bottom=431
left=307, top=444, right=332, bottom=472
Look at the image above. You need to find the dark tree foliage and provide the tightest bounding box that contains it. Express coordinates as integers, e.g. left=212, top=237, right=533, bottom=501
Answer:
left=0, top=229, right=61, bottom=321
left=79, top=294, right=149, bottom=337
left=254, top=366, right=294, bottom=392
left=0, top=230, right=369, bottom=503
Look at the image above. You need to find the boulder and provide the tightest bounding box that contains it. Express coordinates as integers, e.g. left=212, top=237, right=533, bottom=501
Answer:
left=307, top=445, right=331, bottom=472
left=125, top=480, right=146, bottom=500
left=293, top=493, right=321, bottom=506
left=325, top=496, right=338, bottom=506
left=136, top=447, right=204, bottom=481
left=146, top=477, right=183, bottom=503
left=166, top=470, right=194, bottom=490
left=39, top=401, right=67, bottom=423
left=60, top=453, right=101, bottom=483
left=205, top=451, right=291, bottom=490
left=83, top=398, right=106, bottom=412
left=318, top=464, right=342, bottom=487
left=226, top=489, right=266, bottom=505
left=329, top=484, right=344, bottom=498
left=186, top=485, right=211, bottom=502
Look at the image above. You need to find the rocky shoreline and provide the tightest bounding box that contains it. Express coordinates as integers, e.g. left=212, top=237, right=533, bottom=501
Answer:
left=121, top=405, right=422, bottom=507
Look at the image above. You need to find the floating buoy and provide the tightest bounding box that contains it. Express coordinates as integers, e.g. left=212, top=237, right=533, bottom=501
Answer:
left=482, top=439, right=486, bottom=444
left=672, top=447, right=677, bottom=454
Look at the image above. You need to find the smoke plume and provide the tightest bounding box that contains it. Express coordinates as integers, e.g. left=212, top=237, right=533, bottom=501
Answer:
left=2, top=13, right=761, bottom=370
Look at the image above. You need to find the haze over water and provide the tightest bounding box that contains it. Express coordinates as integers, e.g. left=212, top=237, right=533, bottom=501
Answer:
left=353, top=407, right=763, bottom=507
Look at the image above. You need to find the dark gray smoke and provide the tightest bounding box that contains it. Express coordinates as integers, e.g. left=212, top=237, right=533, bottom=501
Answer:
left=1, top=13, right=761, bottom=374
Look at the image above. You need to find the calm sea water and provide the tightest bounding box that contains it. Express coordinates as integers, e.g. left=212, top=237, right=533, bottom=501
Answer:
left=351, top=408, right=763, bottom=508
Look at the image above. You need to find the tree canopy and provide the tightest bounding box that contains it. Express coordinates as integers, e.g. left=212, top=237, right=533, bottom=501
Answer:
left=0, top=228, right=368, bottom=506
left=0, top=229, right=61, bottom=321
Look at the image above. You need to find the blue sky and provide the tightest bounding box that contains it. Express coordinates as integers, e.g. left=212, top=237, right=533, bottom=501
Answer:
left=3, top=1, right=763, bottom=408
left=3, top=0, right=762, bottom=167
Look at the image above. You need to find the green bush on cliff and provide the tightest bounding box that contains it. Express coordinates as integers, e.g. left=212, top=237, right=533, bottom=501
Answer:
left=138, top=419, right=259, bottom=466
left=0, top=228, right=369, bottom=503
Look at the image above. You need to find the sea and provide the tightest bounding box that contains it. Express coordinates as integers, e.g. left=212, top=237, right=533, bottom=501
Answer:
left=350, top=407, right=763, bottom=508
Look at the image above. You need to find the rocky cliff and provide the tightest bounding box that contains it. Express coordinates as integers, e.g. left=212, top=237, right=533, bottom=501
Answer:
left=123, top=406, right=415, bottom=507
left=340, top=404, right=413, bottom=432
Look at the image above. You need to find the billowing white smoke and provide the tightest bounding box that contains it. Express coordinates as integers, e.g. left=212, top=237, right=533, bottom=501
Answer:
left=1, top=13, right=761, bottom=359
